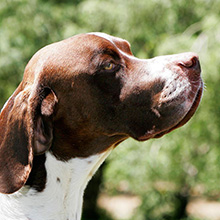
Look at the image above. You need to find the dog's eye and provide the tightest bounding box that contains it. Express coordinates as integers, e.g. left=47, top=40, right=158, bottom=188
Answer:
left=103, top=63, right=115, bottom=71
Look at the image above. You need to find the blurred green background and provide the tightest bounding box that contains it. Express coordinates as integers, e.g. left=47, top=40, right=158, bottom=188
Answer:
left=1, top=0, right=220, bottom=219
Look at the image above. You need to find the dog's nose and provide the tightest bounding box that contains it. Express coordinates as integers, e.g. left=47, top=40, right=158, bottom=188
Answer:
left=178, top=53, right=201, bottom=80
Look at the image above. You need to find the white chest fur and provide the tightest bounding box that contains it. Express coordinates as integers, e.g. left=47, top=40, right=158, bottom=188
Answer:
left=0, top=148, right=113, bottom=220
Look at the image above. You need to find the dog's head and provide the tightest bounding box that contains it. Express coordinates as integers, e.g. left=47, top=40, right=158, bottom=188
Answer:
left=0, top=33, right=203, bottom=193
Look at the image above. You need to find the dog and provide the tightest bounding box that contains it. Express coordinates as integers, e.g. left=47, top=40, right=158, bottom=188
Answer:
left=0, top=32, right=203, bottom=220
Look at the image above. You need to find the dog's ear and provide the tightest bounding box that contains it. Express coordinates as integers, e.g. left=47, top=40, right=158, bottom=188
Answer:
left=33, top=87, right=58, bottom=155
left=0, top=85, right=57, bottom=194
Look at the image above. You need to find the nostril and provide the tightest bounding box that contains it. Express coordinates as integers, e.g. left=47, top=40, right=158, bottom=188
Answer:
left=178, top=54, right=201, bottom=77
left=179, top=56, right=199, bottom=69
left=191, top=56, right=199, bottom=68
left=177, top=53, right=201, bottom=81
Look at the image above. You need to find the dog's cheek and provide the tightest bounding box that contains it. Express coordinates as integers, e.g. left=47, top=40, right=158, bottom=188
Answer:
left=92, top=73, right=122, bottom=102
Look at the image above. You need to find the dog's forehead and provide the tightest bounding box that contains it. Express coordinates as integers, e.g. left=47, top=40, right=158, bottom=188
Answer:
left=87, top=32, right=116, bottom=43
left=87, top=32, right=132, bottom=55
left=23, top=33, right=132, bottom=85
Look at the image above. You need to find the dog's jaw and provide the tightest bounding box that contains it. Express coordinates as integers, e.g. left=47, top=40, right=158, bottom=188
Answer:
left=138, top=82, right=203, bottom=141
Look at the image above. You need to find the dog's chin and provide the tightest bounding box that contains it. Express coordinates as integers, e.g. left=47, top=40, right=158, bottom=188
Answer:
left=137, top=82, right=203, bottom=141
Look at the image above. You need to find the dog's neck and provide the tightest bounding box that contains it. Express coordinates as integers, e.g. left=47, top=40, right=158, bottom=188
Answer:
left=0, top=148, right=113, bottom=220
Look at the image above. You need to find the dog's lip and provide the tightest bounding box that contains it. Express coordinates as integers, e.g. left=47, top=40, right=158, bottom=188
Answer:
left=138, top=81, right=203, bottom=141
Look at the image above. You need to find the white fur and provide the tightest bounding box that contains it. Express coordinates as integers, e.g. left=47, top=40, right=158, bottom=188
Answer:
left=0, top=147, right=113, bottom=220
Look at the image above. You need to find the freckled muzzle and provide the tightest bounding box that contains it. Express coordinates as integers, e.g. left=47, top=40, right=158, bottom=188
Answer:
left=135, top=52, right=203, bottom=141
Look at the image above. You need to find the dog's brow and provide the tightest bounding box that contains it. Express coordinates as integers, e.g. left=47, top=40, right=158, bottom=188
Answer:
left=90, top=48, right=121, bottom=63
left=88, top=32, right=115, bottom=45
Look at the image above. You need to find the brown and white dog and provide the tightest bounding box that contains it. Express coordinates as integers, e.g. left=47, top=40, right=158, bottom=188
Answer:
left=0, top=33, right=203, bottom=220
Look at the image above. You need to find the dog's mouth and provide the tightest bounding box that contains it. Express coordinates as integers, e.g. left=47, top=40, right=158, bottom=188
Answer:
left=138, top=81, right=203, bottom=141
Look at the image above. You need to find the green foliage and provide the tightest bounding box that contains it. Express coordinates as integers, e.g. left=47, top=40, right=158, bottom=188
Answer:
left=103, top=5, right=220, bottom=219
left=1, top=0, right=220, bottom=219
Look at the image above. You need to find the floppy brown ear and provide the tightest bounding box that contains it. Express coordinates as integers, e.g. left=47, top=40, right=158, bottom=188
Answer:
left=0, top=85, right=57, bottom=194
left=33, top=87, right=58, bottom=155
